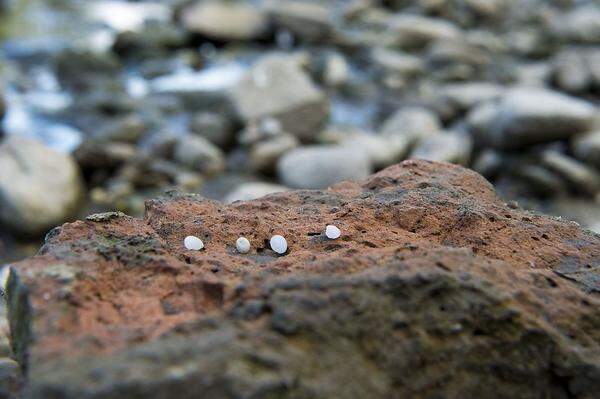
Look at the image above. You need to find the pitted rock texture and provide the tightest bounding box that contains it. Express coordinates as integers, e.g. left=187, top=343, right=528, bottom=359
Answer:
left=5, top=160, right=600, bottom=398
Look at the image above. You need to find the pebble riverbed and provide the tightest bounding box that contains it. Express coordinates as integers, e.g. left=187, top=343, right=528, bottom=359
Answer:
left=0, top=0, right=599, bottom=262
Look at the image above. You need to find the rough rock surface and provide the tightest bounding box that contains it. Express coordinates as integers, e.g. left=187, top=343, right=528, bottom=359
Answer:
left=4, top=160, right=600, bottom=398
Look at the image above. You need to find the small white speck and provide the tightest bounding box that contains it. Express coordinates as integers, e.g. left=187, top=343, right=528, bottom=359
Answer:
left=184, top=235, right=204, bottom=251
left=325, top=225, right=341, bottom=239
left=270, top=235, right=288, bottom=254
left=236, top=237, right=251, bottom=254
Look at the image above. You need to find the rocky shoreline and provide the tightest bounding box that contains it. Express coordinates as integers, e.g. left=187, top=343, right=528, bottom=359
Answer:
left=1, top=1, right=599, bottom=265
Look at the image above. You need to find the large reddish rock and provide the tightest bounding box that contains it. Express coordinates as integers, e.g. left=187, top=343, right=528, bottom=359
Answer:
left=3, top=160, right=600, bottom=398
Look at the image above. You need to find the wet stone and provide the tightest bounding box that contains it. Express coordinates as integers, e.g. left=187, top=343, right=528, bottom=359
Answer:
left=228, top=53, right=329, bottom=142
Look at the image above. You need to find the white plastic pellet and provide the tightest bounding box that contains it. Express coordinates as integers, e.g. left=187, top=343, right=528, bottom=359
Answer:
left=184, top=235, right=204, bottom=251
left=236, top=237, right=251, bottom=254
left=270, top=235, right=288, bottom=254
left=325, top=225, right=341, bottom=239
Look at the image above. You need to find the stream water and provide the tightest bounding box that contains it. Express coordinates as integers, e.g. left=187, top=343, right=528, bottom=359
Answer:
left=1, top=0, right=376, bottom=152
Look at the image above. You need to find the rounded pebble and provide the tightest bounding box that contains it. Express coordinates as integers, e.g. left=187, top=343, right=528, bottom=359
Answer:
left=270, top=234, right=288, bottom=254
left=325, top=225, right=341, bottom=239
left=236, top=236, right=251, bottom=254
left=184, top=235, right=204, bottom=251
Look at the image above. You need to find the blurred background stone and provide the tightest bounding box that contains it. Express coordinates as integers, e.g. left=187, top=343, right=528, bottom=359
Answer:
left=0, top=137, right=84, bottom=237
left=181, top=0, right=270, bottom=42
left=278, top=145, right=371, bottom=189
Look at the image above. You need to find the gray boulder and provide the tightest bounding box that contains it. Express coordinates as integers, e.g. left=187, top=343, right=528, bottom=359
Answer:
left=277, top=145, right=371, bottom=189
left=552, top=48, right=600, bottom=94
left=340, top=132, right=410, bottom=169
left=426, top=38, right=490, bottom=81
left=551, top=5, right=600, bottom=44
left=540, top=150, right=600, bottom=196
left=113, top=22, right=186, bottom=58
left=476, top=88, right=596, bottom=150
left=370, top=48, right=423, bottom=89
left=371, top=48, right=424, bottom=78
left=249, top=133, right=299, bottom=173
left=266, top=0, right=333, bottom=42
left=388, top=14, right=462, bottom=49
left=74, top=141, right=137, bottom=171
left=0, top=137, right=84, bottom=236
left=512, top=164, right=567, bottom=197
left=471, top=149, right=503, bottom=179
left=466, top=101, right=498, bottom=140
left=173, top=135, right=226, bottom=175
left=181, top=1, right=269, bottom=41
left=572, top=130, right=600, bottom=169
left=93, top=114, right=146, bottom=143
left=514, top=62, right=553, bottom=87
left=53, top=49, right=121, bottom=92
left=190, top=111, right=234, bottom=149
left=412, top=0, right=507, bottom=26
left=228, top=54, right=329, bottom=141
left=238, top=117, right=284, bottom=146
left=437, top=82, right=505, bottom=115
left=380, top=106, right=442, bottom=147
